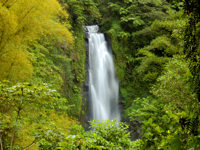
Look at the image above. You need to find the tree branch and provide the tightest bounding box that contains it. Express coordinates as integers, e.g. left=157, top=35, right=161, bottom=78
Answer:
left=2, top=0, right=9, bottom=7
left=9, top=87, right=24, bottom=150
left=0, top=134, right=3, bottom=150
left=9, top=131, right=15, bottom=150
left=23, top=139, right=37, bottom=150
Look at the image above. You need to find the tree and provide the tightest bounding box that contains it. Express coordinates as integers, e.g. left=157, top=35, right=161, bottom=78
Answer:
left=0, top=81, right=76, bottom=149
left=183, top=0, right=200, bottom=101
left=0, top=0, right=73, bottom=82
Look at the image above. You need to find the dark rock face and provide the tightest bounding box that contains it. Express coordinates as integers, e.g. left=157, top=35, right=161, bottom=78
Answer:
left=128, top=120, right=142, bottom=140
left=80, top=31, right=90, bottom=129
left=104, top=34, right=113, bottom=54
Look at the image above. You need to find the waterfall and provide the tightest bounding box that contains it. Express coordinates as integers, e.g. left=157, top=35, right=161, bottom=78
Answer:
left=85, top=25, right=120, bottom=121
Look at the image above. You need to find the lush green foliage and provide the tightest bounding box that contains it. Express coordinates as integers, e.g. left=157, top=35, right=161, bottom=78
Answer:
left=62, top=0, right=101, bottom=116
left=0, top=0, right=200, bottom=149
left=128, top=57, right=200, bottom=149
left=92, top=0, right=200, bottom=149
left=58, top=120, right=140, bottom=150
left=0, top=81, right=77, bottom=149
left=183, top=0, right=200, bottom=101
left=0, top=0, right=77, bottom=149
left=0, top=0, right=73, bottom=82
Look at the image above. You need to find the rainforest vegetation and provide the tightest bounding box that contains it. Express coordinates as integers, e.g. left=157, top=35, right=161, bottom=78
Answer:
left=0, top=0, right=200, bottom=149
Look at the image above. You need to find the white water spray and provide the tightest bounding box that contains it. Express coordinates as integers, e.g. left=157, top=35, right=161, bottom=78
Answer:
left=86, top=25, right=120, bottom=121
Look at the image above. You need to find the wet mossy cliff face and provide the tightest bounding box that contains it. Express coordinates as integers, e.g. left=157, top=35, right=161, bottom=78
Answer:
left=80, top=30, right=90, bottom=128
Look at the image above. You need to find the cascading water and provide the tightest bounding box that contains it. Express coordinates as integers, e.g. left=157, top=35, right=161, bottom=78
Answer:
left=85, top=25, right=120, bottom=121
